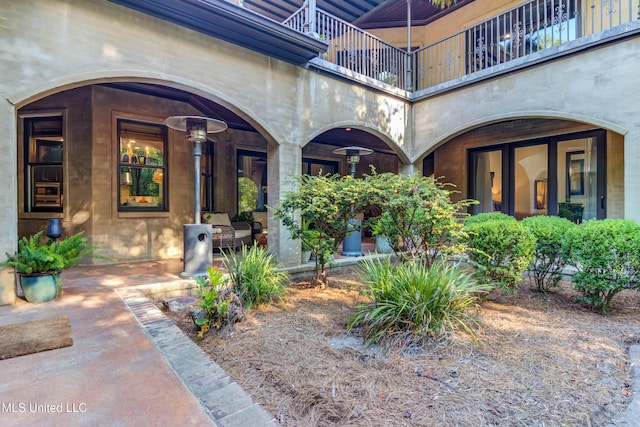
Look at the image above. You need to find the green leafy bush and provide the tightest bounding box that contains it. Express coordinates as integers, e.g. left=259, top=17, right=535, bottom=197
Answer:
left=463, top=212, right=515, bottom=227
left=348, top=258, right=491, bottom=346
left=364, top=172, right=475, bottom=265
left=463, top=218, right=535, bottom=293
left=223, top=244, right=289, bottom=309
left=273, top=173, right=373, bottom=284
left=563, top=219, right=640, bottom=313
left=521, top=215, right=576, bottom=293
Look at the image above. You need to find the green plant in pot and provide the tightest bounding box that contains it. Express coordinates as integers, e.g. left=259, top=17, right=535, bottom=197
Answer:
left=1, top=230, right=101, bottom=303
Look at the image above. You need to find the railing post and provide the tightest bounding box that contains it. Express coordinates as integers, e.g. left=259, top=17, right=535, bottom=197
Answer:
left=303, top=0, right=318, bottom=37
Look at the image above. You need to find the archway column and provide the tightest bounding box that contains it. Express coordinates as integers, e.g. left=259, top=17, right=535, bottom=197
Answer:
left=624, top=128, right=640, bottom=222
left=0, top=100, right=18, bottom=304
left=267, top=140, right=302, bottom=267
left=398, top=162, right=421, bottom=176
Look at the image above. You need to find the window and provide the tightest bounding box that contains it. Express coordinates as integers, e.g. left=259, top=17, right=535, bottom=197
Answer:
left=302, top=158, right=338, bottom=176
left=237, top=150, right=267, bottom=213
left=24, top=116, right=64, bottom=213
left=117, top=119, right=167, bottom=211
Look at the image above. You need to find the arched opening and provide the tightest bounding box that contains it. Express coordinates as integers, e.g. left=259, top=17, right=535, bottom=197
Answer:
left=426, top=118, right=624, bottom=221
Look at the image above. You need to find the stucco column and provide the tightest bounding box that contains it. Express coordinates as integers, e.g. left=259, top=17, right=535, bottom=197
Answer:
left=624, top=128, right=640, bottom=222
left=267, top=141, right=302, bottom=267
left=0, top=100, right=17, bottom=305
left=398, top=161, right=422, bottom=176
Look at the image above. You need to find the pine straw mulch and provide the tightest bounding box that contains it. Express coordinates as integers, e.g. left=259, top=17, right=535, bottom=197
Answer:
left=163, top=268, right=640, bottom=427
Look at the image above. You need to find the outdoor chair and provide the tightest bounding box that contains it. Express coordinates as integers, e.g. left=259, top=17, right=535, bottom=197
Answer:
left=203, top=213, right=252, bottom=251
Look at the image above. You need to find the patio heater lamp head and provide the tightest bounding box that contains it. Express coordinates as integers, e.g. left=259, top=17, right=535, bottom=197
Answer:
left=333, top=146, right=373, bottom=165
left=164, top=116, right=228, bottom=141
left=164, top=115, right=228, bottom=225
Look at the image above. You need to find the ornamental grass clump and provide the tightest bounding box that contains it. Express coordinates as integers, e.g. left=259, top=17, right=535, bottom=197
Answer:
left=463, top=215, right=535, bottom=294
left=521, top=215, right=576, bottom=293
left=348, top=257, right=491, bottom=347
left=223, top=244, right=289, bottom=309
left=563, top=219, right=640, bottom=313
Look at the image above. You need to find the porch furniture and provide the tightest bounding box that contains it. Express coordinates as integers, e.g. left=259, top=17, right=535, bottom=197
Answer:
left=252, top=211, right=269, bottom=247
left=203, top=213, right=252, bottom=251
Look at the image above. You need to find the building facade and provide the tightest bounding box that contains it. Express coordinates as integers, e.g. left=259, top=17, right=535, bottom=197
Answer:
left=1, top=0, right=639, bottom=303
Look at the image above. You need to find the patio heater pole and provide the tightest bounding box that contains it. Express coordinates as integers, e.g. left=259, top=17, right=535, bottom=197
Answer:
left=164, top=115, right=227, bottom=277
left=332, top=145, right=373, bottom=256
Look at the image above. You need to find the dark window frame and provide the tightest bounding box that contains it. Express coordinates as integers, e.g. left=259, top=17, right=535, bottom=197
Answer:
left=117, top=118, right=168, bottom=212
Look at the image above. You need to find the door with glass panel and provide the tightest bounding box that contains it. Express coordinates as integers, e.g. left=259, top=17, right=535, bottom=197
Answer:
left=513, top=144, right=548, bottom=220
left=556, top=132, right=606, bottom=222
left=470, top=149, right=504, bottom=215
left=469, top=130, right=606, bottom=221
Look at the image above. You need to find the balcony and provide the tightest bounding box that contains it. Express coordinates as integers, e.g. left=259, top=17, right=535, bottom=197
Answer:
left=284, top=0, right=640, bottom=95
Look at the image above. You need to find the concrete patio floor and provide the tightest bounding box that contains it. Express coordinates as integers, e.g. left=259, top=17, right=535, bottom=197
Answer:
left=0, top=243, right=376, bottom=427
left=0, top=258, right=275, bottom=427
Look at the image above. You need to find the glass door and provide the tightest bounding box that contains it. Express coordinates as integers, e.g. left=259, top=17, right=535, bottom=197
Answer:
left=470, top=149, right=503, bottom=215
left=557, top=132, right=605, bottom=222
left=513, top=144, right=548, bottom=220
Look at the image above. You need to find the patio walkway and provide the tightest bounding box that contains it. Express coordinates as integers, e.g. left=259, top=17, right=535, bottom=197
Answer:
left=0, top=243, right=376, bottom=427
left=0, top=258, right=276, bottom=427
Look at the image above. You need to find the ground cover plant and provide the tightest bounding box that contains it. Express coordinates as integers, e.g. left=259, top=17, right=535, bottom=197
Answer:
left=163, top=267, right=640, bottom=426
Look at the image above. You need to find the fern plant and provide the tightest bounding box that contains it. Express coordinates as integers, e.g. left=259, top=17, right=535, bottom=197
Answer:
left=2, top=231, right=99, bottom=275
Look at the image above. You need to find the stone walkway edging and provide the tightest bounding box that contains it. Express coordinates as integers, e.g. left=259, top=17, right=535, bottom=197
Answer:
left=116, top=284, right=278, bottom=427
left=606, top=344, right=640, bottom=427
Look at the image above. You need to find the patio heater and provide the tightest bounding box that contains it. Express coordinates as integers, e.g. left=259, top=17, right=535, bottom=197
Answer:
left=164, top=115, right=227, bottom=277
left=332, top=145, right=373, bottom=256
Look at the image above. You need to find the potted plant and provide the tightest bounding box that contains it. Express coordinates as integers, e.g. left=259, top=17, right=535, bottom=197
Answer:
left=1, top=230, right=101, bottom=303
left=370, top=212, right=394, bottom=254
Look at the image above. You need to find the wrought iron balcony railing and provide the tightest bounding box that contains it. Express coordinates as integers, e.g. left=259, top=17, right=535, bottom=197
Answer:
left=284, top=0, right=639, bottom=93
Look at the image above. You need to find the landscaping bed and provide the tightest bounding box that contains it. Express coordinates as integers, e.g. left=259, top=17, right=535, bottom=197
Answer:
left=163, top=267, right=640, bottom=426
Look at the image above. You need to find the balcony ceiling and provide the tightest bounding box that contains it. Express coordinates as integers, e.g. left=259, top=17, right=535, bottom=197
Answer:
left=103, top=83, right=396, bottom=155
left=243, top=0, right=474, bottom=29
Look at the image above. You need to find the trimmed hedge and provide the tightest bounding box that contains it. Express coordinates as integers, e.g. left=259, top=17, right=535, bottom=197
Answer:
left=463, top=217, right=535, bottom=293
left=521, top=215, right=576, bottom=293
left=563, top=219, right=640, bottom=313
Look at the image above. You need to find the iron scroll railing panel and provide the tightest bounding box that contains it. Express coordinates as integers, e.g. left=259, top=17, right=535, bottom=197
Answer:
left=285, top=1, right=639, bottom=92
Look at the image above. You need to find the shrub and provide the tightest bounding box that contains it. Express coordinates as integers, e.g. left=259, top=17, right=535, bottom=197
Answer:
left=463, top=212, right=516, bottom=227
left=347, top=258, right=491, bottom=346
left=223, top=244, right=289, bottom=309
left=521, top=215, right=576, bottom=293
left=463, top=218, right=535, bottom=293
left=364, top=172, right=476, bottom=265
left=273, top=173, right=373, bottom=284
left=563, top=219, right=640, bottom=313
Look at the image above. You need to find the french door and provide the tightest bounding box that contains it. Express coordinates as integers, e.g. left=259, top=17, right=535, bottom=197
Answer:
left=469, top=130, right=606, bottom=222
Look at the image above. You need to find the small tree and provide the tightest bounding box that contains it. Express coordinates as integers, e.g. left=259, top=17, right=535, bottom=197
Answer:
left=273, top=173, right=372, bottom=285
left=365, top=172, right=475, bottom=265
left=563, top=219, right=640, bottom=313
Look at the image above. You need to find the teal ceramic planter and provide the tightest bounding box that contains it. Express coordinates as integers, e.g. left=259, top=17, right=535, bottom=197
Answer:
left=19, top=273, right=61, bottom=303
